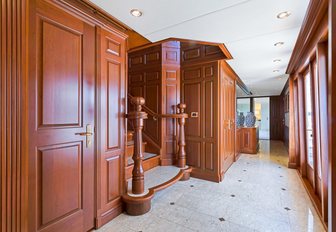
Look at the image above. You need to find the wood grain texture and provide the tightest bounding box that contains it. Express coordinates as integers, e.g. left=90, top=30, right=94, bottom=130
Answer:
left=286, top=0, right=329, bottom=228
left=181, top=50, right=236, bottom=182
left=270, top=96, right=284, bottom=140
left=1, top=0, right=28, bottom=231
left=28, top=1, right=96, bottom=231
left=240, top=127, right=259, bottom=154
left=96, top=26, right=126, bottom=228
left=328, top=0, right=336, bottom=230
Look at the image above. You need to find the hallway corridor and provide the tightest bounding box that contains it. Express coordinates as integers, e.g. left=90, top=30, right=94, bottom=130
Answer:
left=98, top=141, right=325, bottom=232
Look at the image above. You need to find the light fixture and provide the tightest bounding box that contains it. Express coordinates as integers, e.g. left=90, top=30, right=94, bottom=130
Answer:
left=273, top=70, right=280, bottom=73
left=277, top=11, right=291, bottom=19
left=273, top=59, right=281, bottom=62
left=274, top=42, right=284, bottom=47
left=130, top=9, right=143, bottom=17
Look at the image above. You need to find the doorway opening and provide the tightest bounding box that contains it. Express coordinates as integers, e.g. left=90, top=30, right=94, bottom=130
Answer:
left=253, top=97, right=270, bottom=140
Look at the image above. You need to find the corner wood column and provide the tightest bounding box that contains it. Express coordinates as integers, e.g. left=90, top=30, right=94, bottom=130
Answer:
left=128, top=97, right=148, bottom=194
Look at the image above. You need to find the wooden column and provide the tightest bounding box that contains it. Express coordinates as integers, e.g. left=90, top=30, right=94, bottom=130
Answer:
left=1, top=0, right=28, bottom=231
left=288, top=76, right=297, bottom=168
left=176, top=103, right=187, bottom=168
left=128, top=97, right=148, bottom=194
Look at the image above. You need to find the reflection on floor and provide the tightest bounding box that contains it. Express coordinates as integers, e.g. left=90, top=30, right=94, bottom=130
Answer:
left=97, top=140, right=325, bottom=232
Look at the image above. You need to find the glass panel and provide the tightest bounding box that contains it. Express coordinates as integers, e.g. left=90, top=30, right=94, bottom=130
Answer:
left=237, top=98, right=250, bottom=115
left=253, top=98, right=270, bottom=140
left=304, top=72, right=314, bottom=168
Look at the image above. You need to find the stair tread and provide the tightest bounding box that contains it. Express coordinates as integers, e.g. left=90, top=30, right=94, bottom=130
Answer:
left=127, top=152, right=158, bottom=166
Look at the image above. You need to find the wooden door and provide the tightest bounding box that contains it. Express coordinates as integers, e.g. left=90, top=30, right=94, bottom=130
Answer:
left=270, top=96, right=284, bottom=140
left=28, top=1, right=95, bottom=231
left=221, top=66, right=235, bottom=173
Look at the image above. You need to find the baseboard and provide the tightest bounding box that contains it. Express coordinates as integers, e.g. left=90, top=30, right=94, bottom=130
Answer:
left=95, top=202, right=123, bottom=229
left=287, top=162, right=297, bottom=169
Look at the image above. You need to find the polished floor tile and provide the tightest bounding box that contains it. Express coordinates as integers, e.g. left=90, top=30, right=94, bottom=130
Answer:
left=96, top=140, right=326, bottom=232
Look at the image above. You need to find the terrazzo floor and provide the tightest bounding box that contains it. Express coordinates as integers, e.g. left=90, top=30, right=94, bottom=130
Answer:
left=96, top=140, right=326, bottom=232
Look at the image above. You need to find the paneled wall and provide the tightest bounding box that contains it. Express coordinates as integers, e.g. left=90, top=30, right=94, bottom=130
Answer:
left=181, top=43, right=236, bottom=182
left=96, top=27, right=127, bottom=227
left=128, top=42, right=181, bottom=165
left=182, top=61, right=219, bottom=181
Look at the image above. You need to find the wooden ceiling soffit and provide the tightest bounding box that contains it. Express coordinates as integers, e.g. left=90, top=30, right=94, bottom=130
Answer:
left=128, top=37, right=234, bottom=60
left=286, top=0, right=328, bottom=74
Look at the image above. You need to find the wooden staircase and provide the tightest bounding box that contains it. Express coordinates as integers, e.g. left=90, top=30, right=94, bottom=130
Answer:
left=122, top=96, right=191, bottom=215
left=125, top=131, right=160, bottom=179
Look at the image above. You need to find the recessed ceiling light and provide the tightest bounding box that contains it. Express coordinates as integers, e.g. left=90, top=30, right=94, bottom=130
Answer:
left=273, top=59, right=281, bottom=62
left=274, top=42, right=284, bottom=47
left=277, top=11, right=291, bottom=19
left=273, top=70, right=280, bottom=73
left=130, top=9, right=143, bottom=17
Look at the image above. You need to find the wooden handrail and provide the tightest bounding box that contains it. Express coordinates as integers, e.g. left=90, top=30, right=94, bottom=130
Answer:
left=128, top=94, right=188, bottom=170
left=128, top=94, right=188, bottom=120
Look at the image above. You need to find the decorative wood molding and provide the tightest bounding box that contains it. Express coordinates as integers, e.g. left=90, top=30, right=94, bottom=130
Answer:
left=286, top=0, right=328, bottom=74
left=128, top=37, right=233, bottom=60
left=1, top=0, right=28, bottom=231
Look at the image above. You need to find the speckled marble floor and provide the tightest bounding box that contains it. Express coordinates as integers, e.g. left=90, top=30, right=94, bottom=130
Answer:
left=96, top=140, right=326, bottom=232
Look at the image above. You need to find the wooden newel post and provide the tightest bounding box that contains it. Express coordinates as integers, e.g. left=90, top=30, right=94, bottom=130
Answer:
left=128, top=97, right=148, bottom=194
left=177, top=103, right=188, bottom=168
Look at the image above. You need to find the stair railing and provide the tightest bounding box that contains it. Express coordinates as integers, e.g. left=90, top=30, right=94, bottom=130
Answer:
left=127, top=94, right=188, bottom=169
left=127, top=96, right=147, bottom=194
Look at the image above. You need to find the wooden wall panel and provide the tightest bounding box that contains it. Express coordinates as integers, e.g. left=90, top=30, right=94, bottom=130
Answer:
left=1, top=0, right=28, bottom=231
left=181, top=43, right=225, bottom=65
left=181, top=61, right=220, bottom=182
left=220, top=61, right=236, bottom=174
left=270, top=96, right=284, bottom=140
left=96, top=27, right=126, bottom=228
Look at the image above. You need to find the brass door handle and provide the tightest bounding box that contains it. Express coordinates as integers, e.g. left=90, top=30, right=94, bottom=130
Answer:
left=75, top=124, right=93, bottom=147
left=75, top=132, right=93, bottom=136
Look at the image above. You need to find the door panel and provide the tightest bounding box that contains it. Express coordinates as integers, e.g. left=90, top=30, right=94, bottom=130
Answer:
left=29, top=1, right=95, bottom=231
left=96, top=27, right=126, bottom=227
left=221, top=67, right=236, bottom=173
left=270, top=96, right=284, bottom=140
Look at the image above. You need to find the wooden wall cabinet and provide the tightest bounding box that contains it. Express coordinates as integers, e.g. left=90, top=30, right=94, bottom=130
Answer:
left=128, top=41, right=181, bottom=165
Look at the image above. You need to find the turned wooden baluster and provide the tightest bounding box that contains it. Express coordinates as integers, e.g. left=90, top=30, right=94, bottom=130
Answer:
left=128, top=97, right=148, bottom=194
left=177, top=103, right=188, bottom=168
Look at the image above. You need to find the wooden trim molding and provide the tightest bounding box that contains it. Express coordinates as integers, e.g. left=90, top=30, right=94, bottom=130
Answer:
left=1, top=0, right=29, bottom=231
left=128, top=37, right=233, bottom=60
left=286, top=0, right=328, bottom=74
left=328, top=0, right=336, bottom=230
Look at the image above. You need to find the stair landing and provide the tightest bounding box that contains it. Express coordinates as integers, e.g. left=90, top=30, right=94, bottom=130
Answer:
left=127, top=166, right=180, bottom=195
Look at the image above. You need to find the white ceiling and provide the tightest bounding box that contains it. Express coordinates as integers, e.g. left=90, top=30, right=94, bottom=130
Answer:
left=89, top=0, right=310, bottom=96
